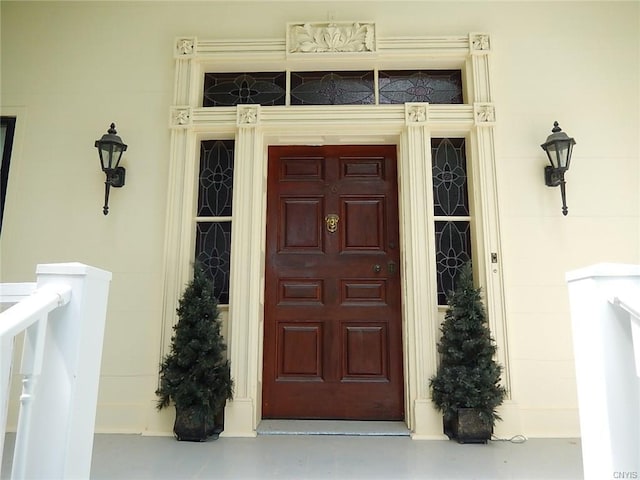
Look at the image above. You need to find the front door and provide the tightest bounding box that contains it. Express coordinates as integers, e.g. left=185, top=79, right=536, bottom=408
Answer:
left=262, top=145, right=404, bottom=420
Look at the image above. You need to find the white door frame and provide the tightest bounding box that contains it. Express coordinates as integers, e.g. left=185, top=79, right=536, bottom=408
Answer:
left=162, top=24, right=508, bottom=439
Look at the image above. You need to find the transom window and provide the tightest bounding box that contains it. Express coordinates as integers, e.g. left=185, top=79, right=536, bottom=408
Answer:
left=203, top=72, right=286, bottom=107
left=202, top=70, right=463, bottom=107
left=290, top=71, right=374, bottom=105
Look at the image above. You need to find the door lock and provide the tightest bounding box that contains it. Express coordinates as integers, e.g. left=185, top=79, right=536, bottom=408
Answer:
left=388, top=261, right=397, bottom=274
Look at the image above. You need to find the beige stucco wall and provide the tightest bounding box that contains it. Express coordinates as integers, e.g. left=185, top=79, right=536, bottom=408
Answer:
left=1, top=1, right=638, bottom=437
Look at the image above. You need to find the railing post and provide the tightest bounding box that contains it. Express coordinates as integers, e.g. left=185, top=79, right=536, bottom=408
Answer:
left=11, top=263, right=112, bottom=479
left=566, top=263, right=640, bottom=480
left=0, top=336, right=14, bottom=466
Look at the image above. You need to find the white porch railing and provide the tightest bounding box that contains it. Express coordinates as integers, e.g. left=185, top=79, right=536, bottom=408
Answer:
left=0, top=263, right=112, bottom=479
left=566, top=263, right=640, bottom=480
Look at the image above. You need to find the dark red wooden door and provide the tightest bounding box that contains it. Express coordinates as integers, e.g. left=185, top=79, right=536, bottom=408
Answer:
left=262, top=145, right=404, bottom=420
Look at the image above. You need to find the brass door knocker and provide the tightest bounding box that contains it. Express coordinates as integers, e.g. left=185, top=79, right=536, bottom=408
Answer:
left=325, top=214, right=339, bottom=233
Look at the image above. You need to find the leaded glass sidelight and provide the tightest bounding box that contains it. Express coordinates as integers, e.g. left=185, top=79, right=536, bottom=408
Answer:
left=290, top=71, right=375, bottom=105
left=435, top=221, right=472, bottom=305
left=432, top=137, right=472, bottom=305
left=431, top=138, right=469, bottom=217
left=203, top=72, right=286, bottom=107
left=196, top=139, right=234, bottom=304
left=198, top=140, right=234, bottom=217
left=195, top=222, right=232, bottom=304
left=378, top=70, right=463, bottom=104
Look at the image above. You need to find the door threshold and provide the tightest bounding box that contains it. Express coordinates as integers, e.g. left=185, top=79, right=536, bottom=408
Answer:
left=257, top=420, right=410, bottom=437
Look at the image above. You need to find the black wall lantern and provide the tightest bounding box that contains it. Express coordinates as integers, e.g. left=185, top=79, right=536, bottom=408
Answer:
left=540, top=121, right=575, bottom=216
left=95, top=123, right=127, bottom=215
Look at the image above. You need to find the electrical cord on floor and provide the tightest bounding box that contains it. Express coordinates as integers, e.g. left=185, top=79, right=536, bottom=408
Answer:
left=490, top=434, right=528, bottom=443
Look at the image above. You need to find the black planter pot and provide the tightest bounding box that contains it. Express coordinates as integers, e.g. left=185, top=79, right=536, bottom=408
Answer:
left=444, top=408, right=492, bottom=444
left=174, top=405, right=219, bottom=442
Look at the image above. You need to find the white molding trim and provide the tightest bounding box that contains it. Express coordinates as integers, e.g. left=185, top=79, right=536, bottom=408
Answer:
left=162, top=30, right=509, bottom=438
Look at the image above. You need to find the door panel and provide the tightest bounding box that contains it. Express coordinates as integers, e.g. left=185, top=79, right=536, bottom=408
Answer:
left=342, top=196, right=385, bottom=251
left=280, top=197, right=324, bottom=251
left=263, top=145, right=404, bottom=420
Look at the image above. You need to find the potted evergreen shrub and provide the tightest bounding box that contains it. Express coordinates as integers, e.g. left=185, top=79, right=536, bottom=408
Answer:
left=156, top=266, right=233, bottom=441
left=429, top=262, right=506, bottom=444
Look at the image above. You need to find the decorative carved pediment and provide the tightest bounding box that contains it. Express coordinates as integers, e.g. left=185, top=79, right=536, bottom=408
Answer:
left=287, top=22, right=376, bottom=54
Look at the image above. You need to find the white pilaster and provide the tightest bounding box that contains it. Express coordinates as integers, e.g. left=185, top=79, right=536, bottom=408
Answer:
left=399, top=107, right=443, bottom=438
left=222, top=106, right=264, bottom=437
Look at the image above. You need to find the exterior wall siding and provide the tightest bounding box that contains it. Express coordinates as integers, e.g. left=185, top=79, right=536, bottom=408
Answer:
left=1, top=1, right=638, bottom=438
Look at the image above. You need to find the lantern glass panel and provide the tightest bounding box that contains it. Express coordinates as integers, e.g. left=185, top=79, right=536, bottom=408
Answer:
left=99, top=142, right=125, bottom=170
left=563, top=142, right=574, bottom=169
left=549, top=140, right=574, bottom=170
left=111, top=146, right=124, bottom=169
left=98, top=145, right=111, bottom=170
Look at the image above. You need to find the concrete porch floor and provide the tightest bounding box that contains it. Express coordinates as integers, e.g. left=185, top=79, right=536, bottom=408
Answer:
left=3, top=426, right=584, bottom=479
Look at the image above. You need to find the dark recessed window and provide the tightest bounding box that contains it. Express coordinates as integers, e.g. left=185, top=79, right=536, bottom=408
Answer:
left=195, top=222, right=232, bottom=304
left=198, top=140, right=234, bottom=217
left=379, top=70, right=463, bottom=104
left=203, top=72, right=286, bottom=107
left=290, top=71, right=374, bottom=105
left=0, top=117, right=16, bottom=234
left=434, top=221, right=472, bottom=305
left=432, top=138, right=471, bottom=305
left=195, top=139, right=235, bottom=304
left=432, top=138, right=469, bottom=216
